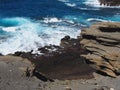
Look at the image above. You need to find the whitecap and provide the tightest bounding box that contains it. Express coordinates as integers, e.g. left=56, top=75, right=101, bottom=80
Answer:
left=2, top=27, right=17, bottom=32
left=58, top=0, right=69, bottom=3
left=43, top=17, right=62, bottom=23
left=0, top=17, right=80, bottom=55
left=65, top=3, right=76, bottom=7
left=87, top=18, right=109, bottom=22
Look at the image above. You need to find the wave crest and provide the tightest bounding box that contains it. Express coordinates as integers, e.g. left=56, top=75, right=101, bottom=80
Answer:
left=0, top=17, right=80, bottom=55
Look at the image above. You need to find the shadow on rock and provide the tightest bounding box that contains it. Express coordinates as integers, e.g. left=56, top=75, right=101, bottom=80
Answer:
left=14, top=36, right=95, bottom=81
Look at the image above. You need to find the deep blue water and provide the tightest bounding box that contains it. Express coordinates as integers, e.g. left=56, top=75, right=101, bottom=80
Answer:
left=0, top=0, right=120, bottom=55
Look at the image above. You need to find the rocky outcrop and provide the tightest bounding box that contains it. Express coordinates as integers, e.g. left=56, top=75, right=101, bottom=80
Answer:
left=14, top=36, right=95, bottom=80
left=0, top=55, right=34, bottom=73
left=99, top=0, right=120, bottom=6
left=80, top=22, right=120, bottom=77
left=0, top=56, right=39, bottom=90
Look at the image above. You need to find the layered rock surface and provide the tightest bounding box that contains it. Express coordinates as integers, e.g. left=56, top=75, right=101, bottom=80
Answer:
left=80, top=22, right=120, bottom=77
left=1, top=22, right=120, bottom=82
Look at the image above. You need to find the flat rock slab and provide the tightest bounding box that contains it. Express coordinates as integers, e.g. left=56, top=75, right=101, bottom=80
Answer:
left=33, top=53, right=95, bottom=80
left=0, top=56, right=42, bottom=90
left=15, top=45, right=95, bottom=80
left=0, top=57, right=120, bottom=90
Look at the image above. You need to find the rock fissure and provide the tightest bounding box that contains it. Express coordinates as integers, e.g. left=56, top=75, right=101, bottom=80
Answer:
left=80, top=22, right=120, bottom=77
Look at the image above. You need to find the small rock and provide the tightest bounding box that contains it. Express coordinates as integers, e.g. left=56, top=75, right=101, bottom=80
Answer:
left=94, top=83, right=98, bottom=85
left=110, top=88, right=114, bottom=90
left=65, top=87, right=72, bottom=90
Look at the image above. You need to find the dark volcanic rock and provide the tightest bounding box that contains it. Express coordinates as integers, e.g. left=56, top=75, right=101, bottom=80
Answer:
left=14, top=36, right=95, bottom=80
left=0, top=53, right=3, bottom=56
left=99, top=0, right=120, bottom=6
left=80, top=22, right=120, bottom=77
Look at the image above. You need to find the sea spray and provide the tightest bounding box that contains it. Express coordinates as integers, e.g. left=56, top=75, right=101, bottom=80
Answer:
left=0, top=17, right=80, bottom=55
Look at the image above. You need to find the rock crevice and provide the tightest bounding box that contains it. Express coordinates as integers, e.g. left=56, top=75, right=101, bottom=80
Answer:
left=80, top=22, right=120, bottom=77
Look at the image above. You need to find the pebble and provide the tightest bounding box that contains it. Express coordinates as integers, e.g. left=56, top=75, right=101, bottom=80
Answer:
left=65, top=87, right=72, bottom=90
left=110, top=88, right=114, bottom=90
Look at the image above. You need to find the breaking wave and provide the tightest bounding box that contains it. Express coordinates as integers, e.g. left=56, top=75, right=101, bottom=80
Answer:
left=0, top=17, right=80, bottom=55
left=0, top=0, right=120, bottom=55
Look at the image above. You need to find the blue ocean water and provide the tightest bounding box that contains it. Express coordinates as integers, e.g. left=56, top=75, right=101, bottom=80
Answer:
left=0, top=0, right=120, bottom=55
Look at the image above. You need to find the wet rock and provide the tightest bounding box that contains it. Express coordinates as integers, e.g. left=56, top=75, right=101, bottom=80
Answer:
left=0, top=53, right=3, bottom=56
left=14, top=36, right=95, bottom=80
left=60, top=36, right=81, bottom=48
left=80, top=22, right=120, bottom=77
left=99, top=0, right=120, bottom=6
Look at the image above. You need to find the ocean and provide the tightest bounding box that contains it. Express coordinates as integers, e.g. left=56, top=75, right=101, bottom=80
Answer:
left=0, top=0, right=120, bottom=55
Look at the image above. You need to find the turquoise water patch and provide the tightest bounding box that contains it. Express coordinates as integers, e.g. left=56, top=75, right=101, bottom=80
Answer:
left=0, top=17, right=31, bottom=27
left=0, top=17, right=80, bottom=55
left=0, top=0, right=120, bottom=55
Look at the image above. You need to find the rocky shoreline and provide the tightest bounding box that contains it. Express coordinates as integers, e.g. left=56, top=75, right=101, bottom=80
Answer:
left=80, top=22, right=120, bottom=77
left=13, top=36, right=95, bottom=80
left=0, top=22, right=120, bottom=90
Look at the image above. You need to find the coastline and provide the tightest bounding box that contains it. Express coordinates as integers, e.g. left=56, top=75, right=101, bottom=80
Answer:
left=0, top=22, right=120, bottom=90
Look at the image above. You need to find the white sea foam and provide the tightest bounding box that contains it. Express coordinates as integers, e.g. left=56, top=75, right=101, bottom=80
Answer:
left=87, top=18, right=109, bottom=22
left=65, top=3, right=76, bottom=7
left=43, top=17, right=62, bottom=23
left=2, top=27, right=17, bottom=32
left=58, top=0, right=69, bottom=3
left=58, top=0, right=76, bottom=7
left=84, top=0, right=100, bottom=7
left=0, top=17, right=80, bottom=55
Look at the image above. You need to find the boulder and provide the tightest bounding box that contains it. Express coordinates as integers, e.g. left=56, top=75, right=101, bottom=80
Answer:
left=80, top=22, right=120, bottom=77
